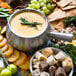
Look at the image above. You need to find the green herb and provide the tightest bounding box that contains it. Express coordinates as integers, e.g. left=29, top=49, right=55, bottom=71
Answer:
left=0, top=8, right=11, bottom=21
left=0, top=8, right=12, bottom=12
left=0, top=8, right=5, bottom=11
left=0, top=8, right=11, bottom=35
left=49, top=43, right=76, bottom=76
left=63, top=16, right=76, bottom=26
left=22, top=70, right=25, bottom=76
left=21, top=22, right=42, bottom=26
left=24, top=71, right=30, bottom=76
left=22, top=70, right=30, bottom=76
left=20, top=18, right=42, bottom=29
left=0, top=12, right=9, bottom=17
left=6, top=15, right=11, bottom=21
left=20, top=18, right=28, bottom=22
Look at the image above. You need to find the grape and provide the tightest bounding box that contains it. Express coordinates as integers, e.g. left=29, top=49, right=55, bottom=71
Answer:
left=32, top=4, right=37, bottom=9
left=28, top=4, right=33, bottom=8
left=36, top=3, right=40, bottom=9
left=31, top=0, right=38, bottom=4
left=43, top=0, right=47, bottom=4
left=40, top=3, right=44, bottom=7
left=0, top=69, right=12, bottom=76
left=47, top=0, right=51, bottom=2
left=47, top=3, right=54, bottom=10
left=43, top=4, right=47, bottom=7
left=39, top=0, right=43, bottom=3
left=43, top=7, right=47, bottom=12
left=28, top=0, right=54, bottom=16
left=45, top=9, right=50, bottom=15
left=7, top=64, right=17, bottom=75
left=31, top=3, right=40, bottom=9
left=40, top=3, right=47, bottom=7
left=40, top=11, right=45, bottom=14
left=37, top=9, right=41, bottom=12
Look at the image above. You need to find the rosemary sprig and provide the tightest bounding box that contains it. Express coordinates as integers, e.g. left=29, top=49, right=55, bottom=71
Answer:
left=63, top=16, right=76, bottom=26
left=20, top=18, right=28, bottom=22
left=20, top=18, right=42, bottom=29
left=21, top=22, right=42, bottom=26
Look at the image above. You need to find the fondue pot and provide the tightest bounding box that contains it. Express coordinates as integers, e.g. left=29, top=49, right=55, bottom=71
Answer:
left=6, top=9, right=73, bottom=52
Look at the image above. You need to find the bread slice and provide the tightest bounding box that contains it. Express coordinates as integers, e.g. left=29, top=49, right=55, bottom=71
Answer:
left=66, top=9, right=76, bottom=17
left=62, top=57, right=73, bottom=72
left=41, top=48, right=53, bottom=57
left=57, top=0, right=73, bottom=8
left=35, top=52, right=47, bottom=61
left=62, top=0, right=76, bottom=11
left=55, top=51, right=66, bottom=61
left=62, top=5, right=76, bottom=10
left=47, top=55, right=57, bottom=65
left=48, top=8, right=66, bottom=22
left=70, top=0, right=76, bottom=6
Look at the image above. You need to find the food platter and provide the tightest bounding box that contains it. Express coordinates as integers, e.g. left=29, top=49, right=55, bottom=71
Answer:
left=0, top=0, right=76, bottom=76
left=30, top=47, right=74, bottom=76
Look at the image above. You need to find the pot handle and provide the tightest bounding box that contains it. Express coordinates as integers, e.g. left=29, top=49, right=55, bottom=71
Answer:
left=48, top=32, right=73, bottom=42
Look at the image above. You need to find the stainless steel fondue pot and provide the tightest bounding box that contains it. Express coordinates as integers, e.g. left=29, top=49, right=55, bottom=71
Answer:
left=6, top=9, right=73, bottom=52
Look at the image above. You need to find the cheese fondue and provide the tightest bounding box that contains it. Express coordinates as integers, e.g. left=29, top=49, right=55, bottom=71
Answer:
left=10, top=11, right=46, bottom=37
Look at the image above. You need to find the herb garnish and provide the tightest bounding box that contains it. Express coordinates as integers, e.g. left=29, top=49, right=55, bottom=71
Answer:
left=0, top=8, right=12, bottom=21
left=22, top=70, right=30, bottom=76
left=20, top=18, right=42, bottom=29
left=63, top=16, right=76, bottom=26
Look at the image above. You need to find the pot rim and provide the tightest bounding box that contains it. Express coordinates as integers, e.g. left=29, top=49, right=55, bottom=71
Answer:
left=8, top=9, right=49, bottom=39
left=30, top=47, right=74, bottom=76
